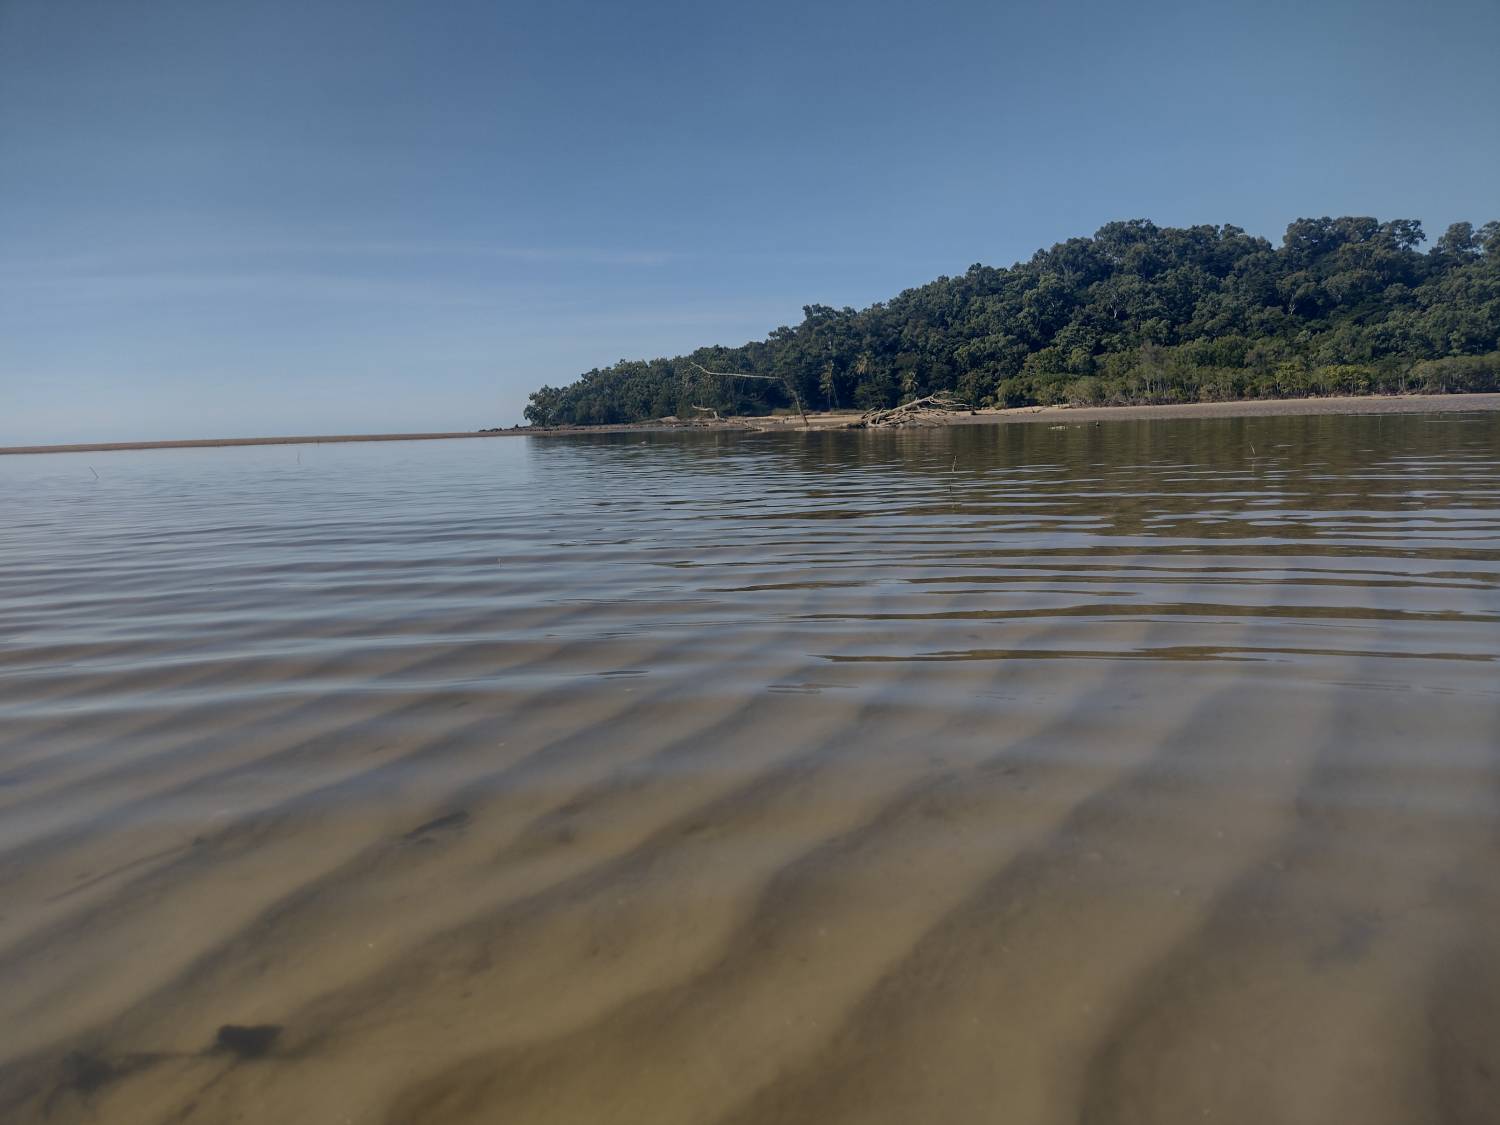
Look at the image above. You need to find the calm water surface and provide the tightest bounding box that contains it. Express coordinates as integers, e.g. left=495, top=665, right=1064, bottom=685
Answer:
left=2, top=414, right=1499, bottom=1124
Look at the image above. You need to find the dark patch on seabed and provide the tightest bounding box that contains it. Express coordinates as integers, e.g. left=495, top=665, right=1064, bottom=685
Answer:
left=403, top=811, right=471, bottom=843
left=213, top=1024, right=282, bottom=1059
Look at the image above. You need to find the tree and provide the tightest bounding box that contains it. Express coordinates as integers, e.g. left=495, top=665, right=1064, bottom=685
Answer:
left=1435, top=222, right=1479, bottom=262
left=520, top=215, right=1500, bottom=425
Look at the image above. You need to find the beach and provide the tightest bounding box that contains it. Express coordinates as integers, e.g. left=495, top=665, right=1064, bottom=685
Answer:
left=5, top=392, right=1499, bottom=455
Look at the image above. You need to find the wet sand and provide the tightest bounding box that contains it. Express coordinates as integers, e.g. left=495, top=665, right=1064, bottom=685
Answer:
left=4, top=391, right=1499, bottom=454
left=1, top=414, right=1498, bottom=1123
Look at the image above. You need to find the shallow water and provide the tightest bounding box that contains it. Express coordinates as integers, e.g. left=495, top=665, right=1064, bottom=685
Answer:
left=2, top=413, right=1498, bottom=1124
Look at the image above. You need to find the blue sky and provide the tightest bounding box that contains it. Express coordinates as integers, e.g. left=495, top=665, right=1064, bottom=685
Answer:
left=3, top=0, right=1498, bottom=444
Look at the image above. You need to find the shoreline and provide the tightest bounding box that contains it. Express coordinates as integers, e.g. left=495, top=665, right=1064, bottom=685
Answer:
left=5, top=392, right=1499, bottom=455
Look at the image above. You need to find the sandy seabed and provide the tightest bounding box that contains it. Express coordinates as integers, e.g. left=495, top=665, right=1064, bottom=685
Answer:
left=1, top=410, right=1498, bottom=1124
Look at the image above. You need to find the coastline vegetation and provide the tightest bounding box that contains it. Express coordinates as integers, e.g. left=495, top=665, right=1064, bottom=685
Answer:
left=523, top=217, right=1500, bottom=426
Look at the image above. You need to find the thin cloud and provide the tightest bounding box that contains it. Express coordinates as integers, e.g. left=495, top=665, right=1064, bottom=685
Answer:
left=0, top=241, right=682, bottom=279
left=1, top=271, right=517, bottom=308
left=0, top=268, right=799, bottom=326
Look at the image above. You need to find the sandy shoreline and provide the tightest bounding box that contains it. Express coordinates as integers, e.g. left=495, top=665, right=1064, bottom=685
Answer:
left=4, top=392, right=1499, bottom=455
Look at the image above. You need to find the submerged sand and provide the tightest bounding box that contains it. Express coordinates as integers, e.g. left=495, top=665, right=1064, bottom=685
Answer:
left=1, top=413, right=1498, bottom=1124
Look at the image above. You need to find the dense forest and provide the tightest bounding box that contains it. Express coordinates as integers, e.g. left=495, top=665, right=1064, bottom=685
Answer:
left=522, top=217, right=1500, bottom=426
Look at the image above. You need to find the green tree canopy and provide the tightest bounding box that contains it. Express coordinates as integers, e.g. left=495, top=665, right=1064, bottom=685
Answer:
left=523, top=216, right=1500, bottom=425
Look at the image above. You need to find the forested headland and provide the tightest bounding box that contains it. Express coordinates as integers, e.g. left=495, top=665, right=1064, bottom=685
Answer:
left=522, top=217, right=1500, bottom=426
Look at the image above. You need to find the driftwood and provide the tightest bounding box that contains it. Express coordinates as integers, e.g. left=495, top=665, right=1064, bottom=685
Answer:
left=688, top=363, right=809, bottom=429
left=687, top=404, right=721, bottom=421
left=851, top=394, right=971, bottom=428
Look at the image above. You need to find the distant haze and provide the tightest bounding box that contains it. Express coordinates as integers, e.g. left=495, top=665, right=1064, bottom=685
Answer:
left=3, top=0, right=1498, bottom=444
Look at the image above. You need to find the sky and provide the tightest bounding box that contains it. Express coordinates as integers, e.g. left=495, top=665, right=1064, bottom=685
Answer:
left=3, top=0, right=1498, bottom=444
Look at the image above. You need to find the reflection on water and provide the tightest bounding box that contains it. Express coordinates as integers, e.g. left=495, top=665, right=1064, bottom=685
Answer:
left=1, top=413, right=1498, bottom=1124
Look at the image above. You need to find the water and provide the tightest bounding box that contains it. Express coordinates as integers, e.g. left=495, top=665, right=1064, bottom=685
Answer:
left=2, top=413, right=1498, bottom=1124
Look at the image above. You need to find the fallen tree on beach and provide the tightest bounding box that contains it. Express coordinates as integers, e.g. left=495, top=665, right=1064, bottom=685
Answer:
left=850, top=394, right=972, bottom=428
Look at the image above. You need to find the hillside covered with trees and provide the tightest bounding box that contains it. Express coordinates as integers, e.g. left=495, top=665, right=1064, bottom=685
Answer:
left=523, top=217, right=1500, bottom=426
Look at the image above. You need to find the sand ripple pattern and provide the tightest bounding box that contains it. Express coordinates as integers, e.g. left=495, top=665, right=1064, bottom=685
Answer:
left=1, top=413, right=1499, bottom=1124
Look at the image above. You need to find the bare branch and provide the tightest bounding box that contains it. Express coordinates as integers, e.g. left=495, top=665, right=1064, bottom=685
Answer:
left=688, top=364, right=777, bottom=381
left=687, top=362, right=810, bottom=429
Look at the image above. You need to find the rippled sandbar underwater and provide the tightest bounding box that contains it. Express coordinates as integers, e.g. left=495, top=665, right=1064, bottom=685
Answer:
left=2, top=411, right=1498, bottom=1124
